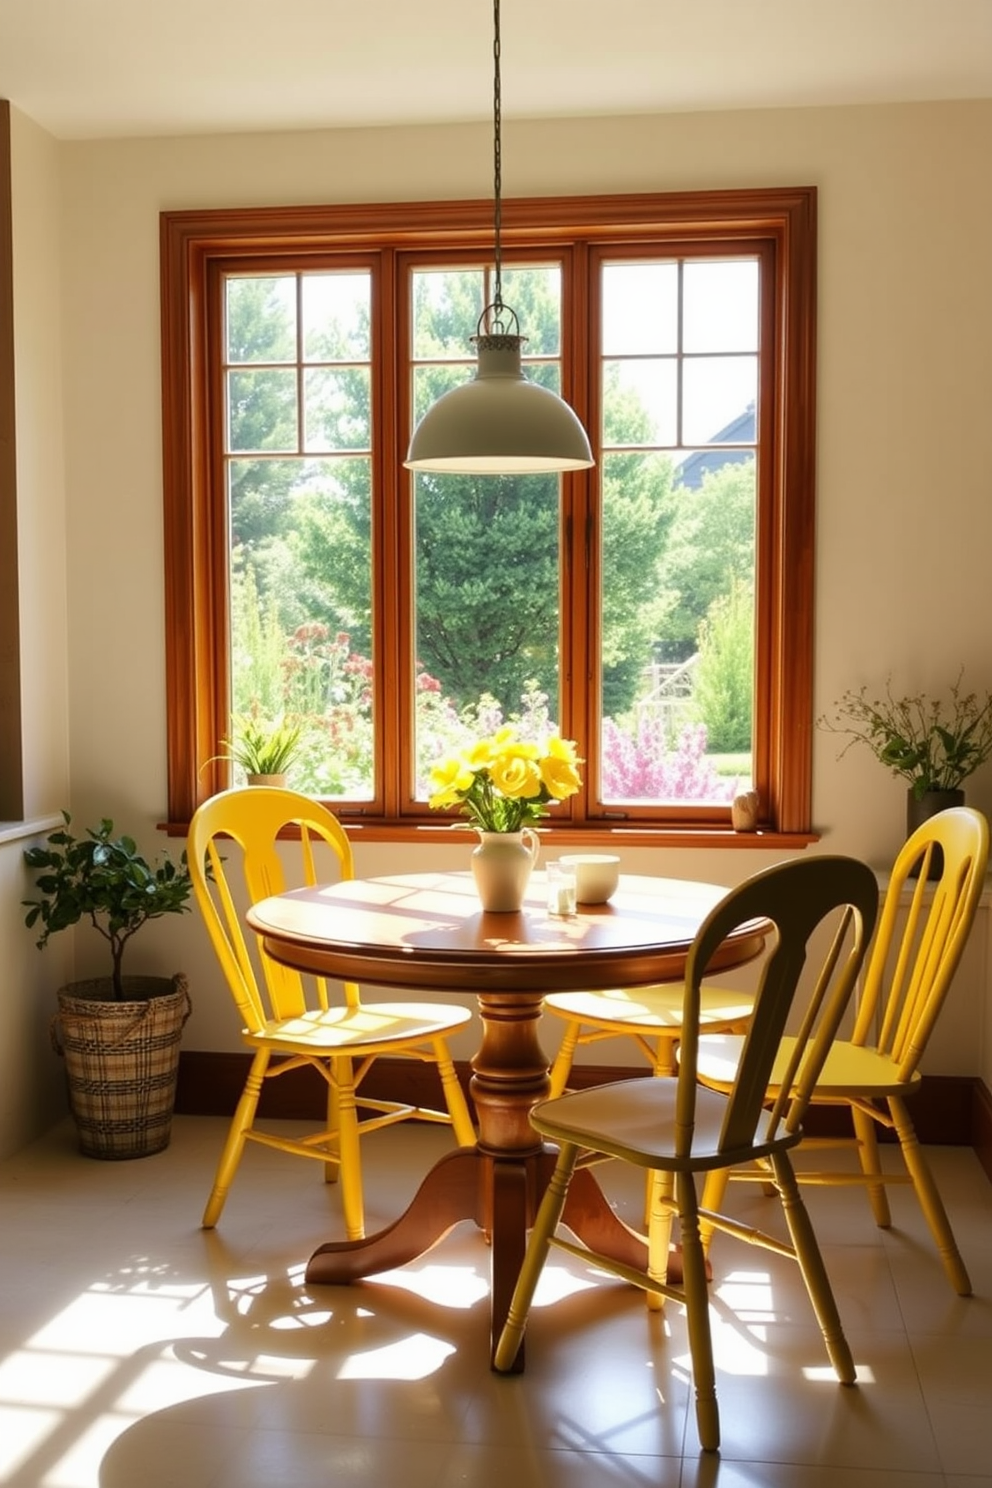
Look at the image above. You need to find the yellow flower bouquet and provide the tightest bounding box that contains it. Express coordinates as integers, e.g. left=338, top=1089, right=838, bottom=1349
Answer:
left=428, top=727, right=583, bottom=832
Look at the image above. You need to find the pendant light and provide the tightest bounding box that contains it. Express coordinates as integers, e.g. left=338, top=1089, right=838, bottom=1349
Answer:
left=404, top=0, right=594, bottom=475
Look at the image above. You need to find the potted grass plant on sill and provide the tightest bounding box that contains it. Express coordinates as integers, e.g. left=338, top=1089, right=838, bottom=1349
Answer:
left=211, top=713, right=304, bottom=786
left=23, top=813, right=195, bottom=1159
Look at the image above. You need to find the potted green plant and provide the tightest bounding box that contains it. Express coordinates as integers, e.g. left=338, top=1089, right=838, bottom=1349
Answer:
left=212, top=713, right=304, bottom=785
left=818, top=672, right=992, bottom=859
left=23, top=813, right=195, bottom=1159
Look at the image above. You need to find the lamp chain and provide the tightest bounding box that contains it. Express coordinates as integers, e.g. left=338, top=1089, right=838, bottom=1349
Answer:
left=492, top=0, right=504, bottom=326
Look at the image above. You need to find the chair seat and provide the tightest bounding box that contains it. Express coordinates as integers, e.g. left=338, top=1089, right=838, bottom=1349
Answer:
left=696, top=1032, right=922, bottom=1100
left=530, top=1076, right=795, bottom=1173
left=256, top=1002, right=472, bottom=1053
left=544, top=983, right=753, bottom=1033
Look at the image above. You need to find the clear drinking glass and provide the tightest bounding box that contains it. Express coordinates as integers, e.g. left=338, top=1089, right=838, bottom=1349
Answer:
left=546, top=861, right=577, bottom=916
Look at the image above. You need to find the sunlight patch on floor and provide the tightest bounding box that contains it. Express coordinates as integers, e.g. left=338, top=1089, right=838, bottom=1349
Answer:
left=337, top=1332, right=457, bottom=1380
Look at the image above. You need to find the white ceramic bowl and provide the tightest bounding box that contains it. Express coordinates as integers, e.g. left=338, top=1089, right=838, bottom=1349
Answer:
left=558, top=853, right=621, bottom=904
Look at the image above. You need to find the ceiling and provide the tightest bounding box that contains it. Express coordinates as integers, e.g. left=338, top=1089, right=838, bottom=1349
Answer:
left=1, top=0, right=991, bottom=142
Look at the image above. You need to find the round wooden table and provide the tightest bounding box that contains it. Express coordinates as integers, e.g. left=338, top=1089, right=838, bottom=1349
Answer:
left=247, top=870, right=765, bottom=1364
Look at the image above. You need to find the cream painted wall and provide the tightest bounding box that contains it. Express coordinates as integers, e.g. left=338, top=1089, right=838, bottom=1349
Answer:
left=0, top=108, right=71, bottom=1155
left=12, top=108, right=69, bottom=820
left=27, top=98, right=992, bottom=1081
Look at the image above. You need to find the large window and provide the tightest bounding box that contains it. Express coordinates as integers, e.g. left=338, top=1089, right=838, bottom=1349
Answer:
left=161, top=189, right=817, bottom=843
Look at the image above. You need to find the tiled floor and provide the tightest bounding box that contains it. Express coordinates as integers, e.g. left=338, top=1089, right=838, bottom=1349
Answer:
left=2, top=1115, right=991, bottom=1487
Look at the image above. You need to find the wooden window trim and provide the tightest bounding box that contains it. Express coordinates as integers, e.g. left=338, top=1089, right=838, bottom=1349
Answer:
left=160, top=189, right=818, bottom=844
left=0, top=101, right=23, bottom=821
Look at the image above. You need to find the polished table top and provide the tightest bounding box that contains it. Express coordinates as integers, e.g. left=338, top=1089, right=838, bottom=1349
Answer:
left=247, top=870, right=764, bottom=993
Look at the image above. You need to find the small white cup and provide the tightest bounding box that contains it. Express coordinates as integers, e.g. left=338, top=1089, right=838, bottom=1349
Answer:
left=558, top=853, right=621, bottom=904
left=546, top=861, right=577, bottom=916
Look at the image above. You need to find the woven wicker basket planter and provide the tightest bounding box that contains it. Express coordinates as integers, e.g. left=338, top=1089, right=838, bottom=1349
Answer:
left=51, top=974, right=191, bottom=1160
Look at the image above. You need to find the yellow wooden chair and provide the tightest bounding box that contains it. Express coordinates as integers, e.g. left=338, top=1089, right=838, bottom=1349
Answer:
left=696, top=806, right=989, bottom=1296
left=187, top=786, right=476, bottom=1238
left=544, top=982, right=755, bottom=1092
left=494, top=854, right=879, bottom=1454
left=543, top=874, right=755, bottom=1094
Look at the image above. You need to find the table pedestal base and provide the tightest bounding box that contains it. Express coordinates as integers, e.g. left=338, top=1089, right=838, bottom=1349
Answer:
left=305, top=1144, right=663, bottom=1366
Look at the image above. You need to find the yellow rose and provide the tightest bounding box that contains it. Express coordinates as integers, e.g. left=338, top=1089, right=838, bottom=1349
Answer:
left=489, top=753, right=542, bottom=799
left=540, top=753, right=582, bottom=800
left=546, top=735, right=581, bottom=766
left=462, top=737, right=496, bottom=770
left=428, top=755, right=474, bottom=809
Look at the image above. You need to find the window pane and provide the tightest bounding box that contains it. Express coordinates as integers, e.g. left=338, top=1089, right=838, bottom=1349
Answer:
left=683, top=259, right=759, bottom=353
left=599, top=449, right=756, bottom=804
left=602, top=358, right=678, bottom=447
left=682, top=355, right=757, bottom=446
left=226, top=275, right=296, bottom=363
left=228, top=456, right=375, bottom=799
left=303, top=367, right=371, bottom=451
left=224, top=268, right=376, bottom=802
left=302, top=272, right=370, bottom=361
left=602, top=263, right=678, bottom=355
left=598, top=253, right=759, bottom=806
left=227, top=369, right=299, bottom=453
left=412, top=473, right=562, bottom=796
left=410, top=261, right=570, bottom=799
left=413, top=270, right=485, bottom=357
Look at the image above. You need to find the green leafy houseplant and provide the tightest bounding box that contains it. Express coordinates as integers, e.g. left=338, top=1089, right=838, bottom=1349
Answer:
left=819, top=675, right=992, bottom=798
left=213, top=714, right=304, bottom=777
left=23, top=813, right=195, bottom=1000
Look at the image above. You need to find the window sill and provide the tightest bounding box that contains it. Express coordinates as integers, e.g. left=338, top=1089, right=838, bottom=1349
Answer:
left=0, top=813, right=64, bottom=847
left=162, top=817, right=818, bottom=850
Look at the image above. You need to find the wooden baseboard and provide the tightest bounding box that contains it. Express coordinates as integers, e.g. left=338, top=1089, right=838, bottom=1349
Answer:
left=176, top=1051, right=986, bottom=1153
left=974, top=1078, right=992, bottom=1184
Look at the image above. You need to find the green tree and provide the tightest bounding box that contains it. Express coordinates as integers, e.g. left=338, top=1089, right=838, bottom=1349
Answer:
left=690, top=575, right=754, bottom=752
left=656, top=458, right=756, bottom=657
left=413, top=472, right=560, bottom=710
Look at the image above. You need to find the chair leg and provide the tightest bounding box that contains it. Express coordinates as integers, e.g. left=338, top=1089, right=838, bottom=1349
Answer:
left=851, top=1103, right=891, bottom=1227
left=889, top=1096, right=972, bottom=1296
left=324, top=1076, right=341, bottom=1185
left=493, top=1141, right=579, bottom=1373
left=678, top=1171, right=720, bottom=1453
left=202, top=1048, right=269, bottom=1228
left=699, top=1167, right=731, bottom=1256
left=332, top=1055, right=366, bottom=1241
left=646, top=1168, right=675, bottom=1310
left=548, top=1023, right=580, bottom=1098
left=433, top=1040, right=477, bottom=1146
left=770, top=1151, right=855, bottom=1385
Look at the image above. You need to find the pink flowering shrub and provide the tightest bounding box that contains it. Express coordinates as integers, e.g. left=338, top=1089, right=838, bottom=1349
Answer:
left=601, top=716, right=738, bottom=802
